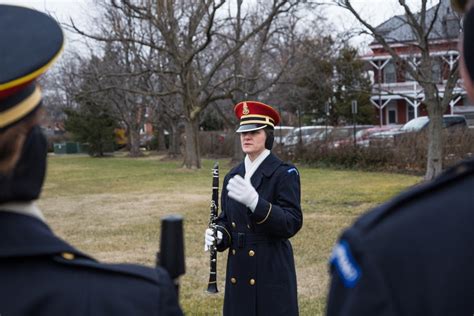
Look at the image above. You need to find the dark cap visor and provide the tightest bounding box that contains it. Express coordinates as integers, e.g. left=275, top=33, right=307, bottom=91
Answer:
left=236, top=124, right=270, bottom=133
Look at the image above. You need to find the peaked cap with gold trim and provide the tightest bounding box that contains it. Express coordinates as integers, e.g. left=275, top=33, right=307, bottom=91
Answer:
left=234, top=101, right=281, bottom=133
left=0, top=4, right=64, bottom=130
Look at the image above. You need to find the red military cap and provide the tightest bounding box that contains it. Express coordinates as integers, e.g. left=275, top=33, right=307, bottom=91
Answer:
left=234, top=101, right=281, bottom=133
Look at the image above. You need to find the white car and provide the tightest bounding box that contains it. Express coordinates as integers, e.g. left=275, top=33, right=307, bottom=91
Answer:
left=284, top=126, right=332, bottom=146
left=274, top=126, right=294, bottom=145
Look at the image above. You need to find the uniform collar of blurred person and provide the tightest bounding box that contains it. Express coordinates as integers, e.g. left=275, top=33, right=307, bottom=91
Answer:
left=234, top=100, right=280, bottom=178
left=0, top=202, right=45, bottom=221
left=0, top=4, right=63, bottom=213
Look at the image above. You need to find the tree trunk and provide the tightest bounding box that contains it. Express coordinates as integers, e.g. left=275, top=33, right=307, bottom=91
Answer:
left=232, top=132, right=243, bottom=163
left=156, top=123, right=167, bottom=151
left=168, top=124, right=180, bottom=157
left=183, top=119, right=201, bottom=169
left=424, top=102, right=443, bottom=181
left=129, top=128, right=142, bottom=157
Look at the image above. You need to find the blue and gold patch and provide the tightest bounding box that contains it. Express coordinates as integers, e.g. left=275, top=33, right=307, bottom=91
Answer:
left=330, top=240, right=361, bottom=288
left=287, top=167, right=299, bottom=175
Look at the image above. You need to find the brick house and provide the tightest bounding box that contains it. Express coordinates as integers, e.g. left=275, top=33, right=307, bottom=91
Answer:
left=362, top=0, right=473, bottom=126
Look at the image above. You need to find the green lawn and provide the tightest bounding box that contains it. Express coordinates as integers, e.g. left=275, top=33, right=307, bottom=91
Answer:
left=39, top=154, right=420, bottom=315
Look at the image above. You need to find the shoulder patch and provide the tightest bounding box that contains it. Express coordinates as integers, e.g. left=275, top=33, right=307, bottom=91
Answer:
left=287, top=167, right=299, bottom=175
left=330, top=240, right=361, bottom=288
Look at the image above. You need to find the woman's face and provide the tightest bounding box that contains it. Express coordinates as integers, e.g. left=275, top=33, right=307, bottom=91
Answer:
left=240, top=129, right=266, bottom=159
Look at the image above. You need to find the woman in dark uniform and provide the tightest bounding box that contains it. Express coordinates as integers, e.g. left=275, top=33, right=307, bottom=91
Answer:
left=205, top=101, right=303, bottom=316
left=0, top=5, right=182, bottom=315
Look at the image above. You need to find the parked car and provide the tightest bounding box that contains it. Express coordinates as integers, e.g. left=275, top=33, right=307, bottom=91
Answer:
left=283, top=126, right=330, bottom=146
left=370, top=115, right=467, bottom=147
left=322, top=125, right=376, bottom=148
left=351, top=125, right=402, bottom=147
left=274, top=126, right=294, bottom=145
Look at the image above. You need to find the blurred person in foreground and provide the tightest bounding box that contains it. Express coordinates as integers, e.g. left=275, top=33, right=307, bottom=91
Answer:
left=0, top=5, right=182, bottom=315
left=204, top=101, right=303, bottom=316
left=326, top=1, right=474, bottom=315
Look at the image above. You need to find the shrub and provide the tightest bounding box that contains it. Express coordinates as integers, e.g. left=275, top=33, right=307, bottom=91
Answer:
left=285, top=128, right=474, bottom=173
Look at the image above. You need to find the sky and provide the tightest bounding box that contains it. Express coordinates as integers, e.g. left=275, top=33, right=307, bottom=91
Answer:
left=0, top=0, right=432, bottom=56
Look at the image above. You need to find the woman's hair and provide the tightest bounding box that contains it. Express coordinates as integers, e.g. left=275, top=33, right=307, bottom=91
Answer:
left=264, top=127, right=275, bottom=150
left=0, top=110, right=41, bottom=175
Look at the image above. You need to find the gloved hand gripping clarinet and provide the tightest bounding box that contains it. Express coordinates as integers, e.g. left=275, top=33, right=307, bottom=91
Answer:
left=204, top=228, right=223, bottom=252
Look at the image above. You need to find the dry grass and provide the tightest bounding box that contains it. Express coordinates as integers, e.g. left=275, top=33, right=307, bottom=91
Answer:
left=38, top=154, right=420, bottom=315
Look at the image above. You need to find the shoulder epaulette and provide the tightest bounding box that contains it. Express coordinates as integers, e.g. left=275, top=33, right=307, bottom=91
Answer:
left=53, top=253, right=166, bottom=286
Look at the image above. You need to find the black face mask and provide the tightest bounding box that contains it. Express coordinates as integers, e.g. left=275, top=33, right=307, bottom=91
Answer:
left=0, top=126, right=47, bottom=203
left=464, top=7, right=474, bottom=82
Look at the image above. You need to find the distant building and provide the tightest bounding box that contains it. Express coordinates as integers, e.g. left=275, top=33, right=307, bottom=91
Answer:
left=362, top=0, right=473, bottom=126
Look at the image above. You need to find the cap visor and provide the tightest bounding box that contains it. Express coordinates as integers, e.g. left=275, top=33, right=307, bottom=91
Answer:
left=236, top=124, right=268, bottom=133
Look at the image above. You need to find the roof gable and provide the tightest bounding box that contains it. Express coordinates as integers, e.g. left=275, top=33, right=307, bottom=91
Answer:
left=371, top=0, right=460, bottom=45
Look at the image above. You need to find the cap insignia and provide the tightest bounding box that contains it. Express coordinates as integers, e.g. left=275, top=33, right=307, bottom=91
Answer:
left=243, top=102, right=250, bottom=115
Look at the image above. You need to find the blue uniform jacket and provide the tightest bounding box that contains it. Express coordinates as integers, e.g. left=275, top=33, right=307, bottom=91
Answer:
left=216, top=153, right=303, bottom=316
left=327, top=158, right=474, bottom=316
left=0, top=211, right=183, bottom=316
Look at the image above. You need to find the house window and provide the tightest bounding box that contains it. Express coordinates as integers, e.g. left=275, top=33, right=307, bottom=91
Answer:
left=463, top=95, right=473, bottom=106
left=432, top=59, right=442, bottom=83
left=407, top=105, right=415, bottom=121
left=388, top=109, right=397, bottom=124
left=405, top=63, right=414, bottom=81
left=386, top=101, right=398, bottom=124
left=384, top=62, right=396, bottom=83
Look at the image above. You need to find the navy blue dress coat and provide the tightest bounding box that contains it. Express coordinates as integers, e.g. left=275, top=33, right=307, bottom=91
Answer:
left=327, top=158, right=474, bottom=316
left=216, top=153, right=303, bottom=316
left=0, top=211, right=183, bottom=316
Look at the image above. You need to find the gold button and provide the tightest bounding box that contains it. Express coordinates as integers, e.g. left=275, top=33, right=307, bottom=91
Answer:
left=231, top=277, right=237, bottom=284
left=232, top=222, right=236, bottom=228
left=61, top=252, right=75, bottom=260
left=232, top=249, right=236, bottom=255
left=249, top=250, right=255, bottom=257
left=249, top=279, right=256, bottom=285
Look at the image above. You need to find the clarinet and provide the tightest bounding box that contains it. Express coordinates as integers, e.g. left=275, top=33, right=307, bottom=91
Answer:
left=207, top=161, right=219, bottom=294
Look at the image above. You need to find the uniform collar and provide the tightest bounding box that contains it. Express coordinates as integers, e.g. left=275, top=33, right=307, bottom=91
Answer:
left=229, top=153, right=283, bottom=190
left=244, top=149, right=271, bottom=181
left=0, top=211, right=89, bottom=259
left=0, top=201, right=45, bottom=222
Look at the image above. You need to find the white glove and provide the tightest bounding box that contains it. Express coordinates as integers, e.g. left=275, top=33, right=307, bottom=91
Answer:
left=204, top=228, right=223, bottom=252
left=226, top=175, right=259, bottom=212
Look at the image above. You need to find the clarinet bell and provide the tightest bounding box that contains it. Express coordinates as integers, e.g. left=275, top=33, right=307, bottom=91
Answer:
left=207, top=281, right=218, bottom=294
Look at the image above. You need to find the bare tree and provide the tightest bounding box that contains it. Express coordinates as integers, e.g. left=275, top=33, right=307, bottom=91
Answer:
left=70, top=0, right=303, bottom=168
left=335, top=0, right=461, bottom=180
